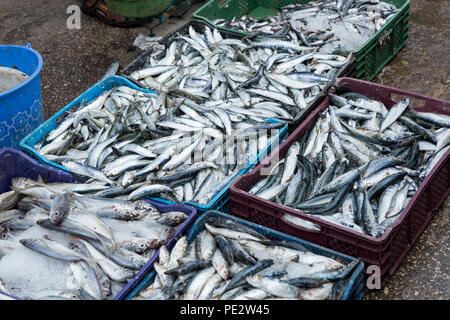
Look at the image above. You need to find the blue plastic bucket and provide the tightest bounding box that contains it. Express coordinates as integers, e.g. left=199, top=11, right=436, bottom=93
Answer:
left=0, top=44, right=44, bottom=149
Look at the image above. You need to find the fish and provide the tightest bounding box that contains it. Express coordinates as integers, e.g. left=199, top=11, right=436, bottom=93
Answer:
left=0, top=190, right=19, bottom=212
left=19, top=237, right=88, bottom=262
left=75, top=239, right=135, bottom=282
left=69, top=261, right=103, bottom=300
left=49, top=192, right=71, bottom=225
left=213, top=0, right=398, bottom=54
left=133, top=216, right=356, bottom=300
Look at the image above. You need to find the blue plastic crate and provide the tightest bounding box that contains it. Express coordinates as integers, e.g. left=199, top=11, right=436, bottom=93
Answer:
left=125, top=210, right=365, bottom=300
left=150, top=120, right=289, bottom=214
left=19, top=75, right=157, bottom=173
left=0, top=148, right=198, bottom=300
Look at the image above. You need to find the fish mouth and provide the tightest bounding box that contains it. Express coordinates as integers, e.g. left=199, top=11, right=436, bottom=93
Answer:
left=18, top=239, right=31, bottom=246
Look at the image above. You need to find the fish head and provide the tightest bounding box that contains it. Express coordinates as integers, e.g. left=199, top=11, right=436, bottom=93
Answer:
left=50, top=210, right=64, bottom=225
left=59, top=290, right=84, bottom=300
left=131, top=255, right=148, bottom=269
left=0, top=225, right=8, bottom=237
left=99, top=278, right=111, bottom=297
left=171, top=212, right=188, bottom=224
left=11, top=177, right=35, bottom=192
left=18, top=238, right=35, bottom=248
left=159, top=226, right=175, bottom=241
left=134, top=238, right=162, bottom=253
left=133, top=201, right=160, bottom=217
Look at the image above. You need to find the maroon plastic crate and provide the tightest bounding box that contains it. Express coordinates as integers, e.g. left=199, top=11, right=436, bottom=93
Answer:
left=230, top=77, right=450, bottom=288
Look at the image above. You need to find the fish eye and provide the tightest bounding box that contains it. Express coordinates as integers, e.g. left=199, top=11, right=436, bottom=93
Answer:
left=72, top=295, right=77, bottom=299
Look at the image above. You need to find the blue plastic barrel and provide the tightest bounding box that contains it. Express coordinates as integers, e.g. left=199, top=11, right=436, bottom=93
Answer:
left=0, top=44, right=44, bottom=148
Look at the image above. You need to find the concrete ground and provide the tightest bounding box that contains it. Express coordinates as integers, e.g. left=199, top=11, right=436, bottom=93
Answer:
left=1, top=0, right=448, bottom=299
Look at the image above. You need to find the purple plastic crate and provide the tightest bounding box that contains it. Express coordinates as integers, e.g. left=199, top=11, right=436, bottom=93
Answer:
left=0, top=147, right=76, bottom=193
left=0, top=148, right=198, bottom=300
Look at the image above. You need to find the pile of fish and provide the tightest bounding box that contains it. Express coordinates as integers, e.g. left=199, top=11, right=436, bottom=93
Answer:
left=248, top=90, right=450, bottom=237
left=134, top=214, right=358, bottom=300
left=0, top=178, right=188, bottom=300
left=127, top=24, right=352, bottom=120
left=33, top=85, right=285, bottom=205
left=213, top=0, right=399, bottom=53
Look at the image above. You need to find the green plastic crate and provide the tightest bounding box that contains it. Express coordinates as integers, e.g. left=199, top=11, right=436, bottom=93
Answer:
left=105, top=0, right=172, bottom=18
left=193, top=0, right=410, bottom=81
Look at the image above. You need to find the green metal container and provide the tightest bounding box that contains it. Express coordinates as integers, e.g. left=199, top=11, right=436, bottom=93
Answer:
left=105, top=0, right=172, bottom=18
left=193, top=0, right=410, bottom=81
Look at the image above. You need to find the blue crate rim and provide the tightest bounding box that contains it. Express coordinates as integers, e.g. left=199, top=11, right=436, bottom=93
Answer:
left=125, top=210, right=365, bottom=300
left=0, top=149, right=198, bottom=300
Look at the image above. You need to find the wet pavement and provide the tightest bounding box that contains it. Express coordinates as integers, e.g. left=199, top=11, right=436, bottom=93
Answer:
left=1, top=0, right=448, bottom=299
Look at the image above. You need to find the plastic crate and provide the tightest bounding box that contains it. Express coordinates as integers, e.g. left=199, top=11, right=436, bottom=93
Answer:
left=0, top=148, right=198, bottom=300
left=19, top=75, right=157, bottom=175
left=0, top=148, right=76, bottom=193
left=230, top=77, right=450, bottom=288
left=193, top=0, right=410, bottom=81
left=124, top=210, right=365, bottom=300
left=121, top=20, right=354, bottom=128
left=0, top=147, right=75, bottom=300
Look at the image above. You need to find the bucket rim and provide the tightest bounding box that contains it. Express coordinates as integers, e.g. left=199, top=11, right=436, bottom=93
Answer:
left=0, top=44, right=44, bottom=98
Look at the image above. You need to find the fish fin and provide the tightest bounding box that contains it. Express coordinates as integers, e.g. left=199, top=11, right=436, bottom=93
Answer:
left=33, top=182, right=62, bottom=196
left=70, top=206, right=119, bottom=252
left=30, top=203, right=49, bottom=215
left=11, top=177, right=29, bottom=193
